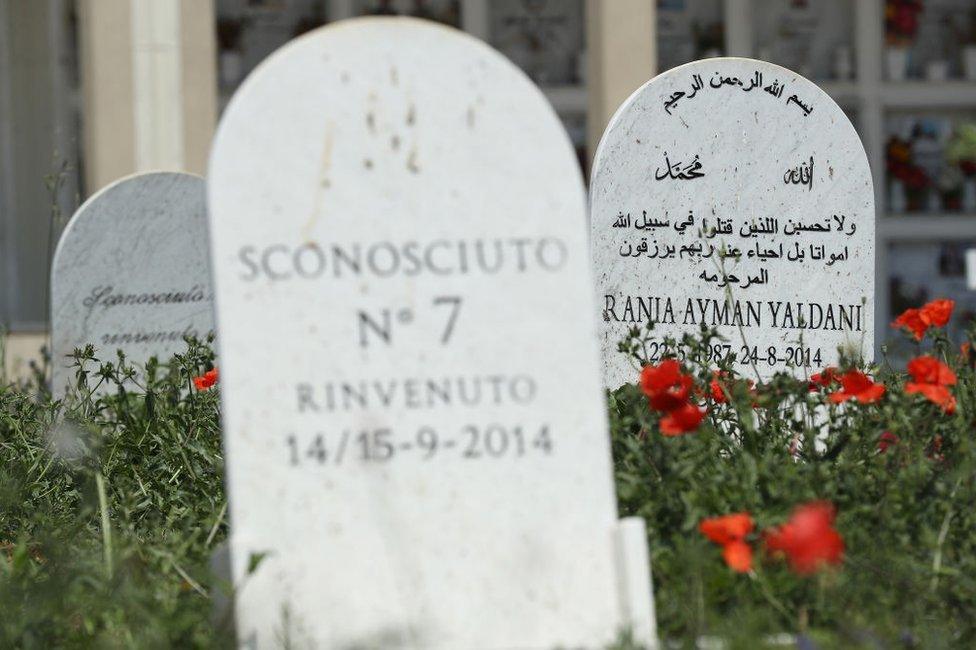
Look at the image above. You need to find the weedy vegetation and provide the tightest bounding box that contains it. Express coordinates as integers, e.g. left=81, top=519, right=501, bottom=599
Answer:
left=2, top=311, right=976, bottom=648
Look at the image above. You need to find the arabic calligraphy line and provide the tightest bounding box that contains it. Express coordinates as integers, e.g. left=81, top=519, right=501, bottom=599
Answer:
left=654, top=153, right=705, bottom=181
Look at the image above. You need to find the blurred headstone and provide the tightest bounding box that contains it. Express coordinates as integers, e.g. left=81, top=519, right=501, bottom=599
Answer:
left=50, top=172, right=214, bottom=396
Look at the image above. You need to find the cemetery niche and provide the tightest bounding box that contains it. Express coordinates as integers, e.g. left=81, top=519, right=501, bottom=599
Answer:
left=208, top=17, right=655, bottom=650
left=50, top=172, right=215, bottom=396
left=590, top=58, right=875, bottom=389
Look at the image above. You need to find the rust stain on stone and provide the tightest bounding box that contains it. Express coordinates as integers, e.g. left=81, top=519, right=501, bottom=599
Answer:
left=302, top=123, right=335, bottom=239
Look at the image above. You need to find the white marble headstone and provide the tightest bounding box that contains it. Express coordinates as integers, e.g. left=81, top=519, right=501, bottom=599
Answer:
left=591, top=58, right=875, bottom=389
left=50, top=172, right=214, bottom=395
left=209, top=17, right=633, bottom=650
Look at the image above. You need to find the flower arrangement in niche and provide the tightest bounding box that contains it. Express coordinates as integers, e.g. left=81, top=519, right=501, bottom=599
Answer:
left=886, top=135, right=929, bottom=210
left=947, top=124, right=976, bottom=177
left=948, top=124, right=976, bottom=210
left=885, top=0, right=923, bottom=46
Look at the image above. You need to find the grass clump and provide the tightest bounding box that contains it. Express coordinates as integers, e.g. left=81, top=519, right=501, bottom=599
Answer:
left=0, top=337, right=228, bottom=648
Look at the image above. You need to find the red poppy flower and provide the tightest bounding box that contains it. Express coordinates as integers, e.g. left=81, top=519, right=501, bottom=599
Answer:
left=640, top=361, right=707, bottom=436
left=920, top=299, right=954, bottom=328
left=700, top=512, right=753, bottom=544
left=700, top=512, right=753, bottom=573
left=906, top=355, right=956, bottom=385
left=893, top=298, right=955, bottom=340
left=764, top=501, right=844, bottom=575
left=905, top=356, right=957, bottom=413
left=710, top=371, right=756, bottom=404
left=828, top=370, right=885, bottom=404
left=660, top=402, right=706, bottom=436
left=193, top=368, right=219, bottom=390
left=905, top=382, right=956, bottom=415
left=892, top=307, right=928, bottom=340
left=709, top=372, right=728, bottom=403
left=808, top=366, right=839, bottom=391
left=878, top=431, right=899, bottom=453
left=721, top=541, right=753, bottom=573
left=640, top=360, right=693, bottom=411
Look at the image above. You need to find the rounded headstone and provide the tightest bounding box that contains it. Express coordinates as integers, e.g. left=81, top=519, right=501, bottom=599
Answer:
left=50, top=172, right=214, bottom=395
left=209, top=17, right=625, bottom=649
left=591, top=58, right=874, bottom=388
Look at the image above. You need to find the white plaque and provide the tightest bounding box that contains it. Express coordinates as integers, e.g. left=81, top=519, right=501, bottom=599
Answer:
left=209, top=18, right=628, bottom=649
left=50, top=172, right=214, bottom=395
left=591, top=58, right=875, bottom=389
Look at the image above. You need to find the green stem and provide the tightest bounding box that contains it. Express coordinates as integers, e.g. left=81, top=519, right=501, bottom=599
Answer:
left=206, top=501, right=228, bottom=547
left=95, top=470, right=113, bottom=580
left=750, top=569, right=792, bottom=623
left=930, top=476, right=962, bottom=592
left=714, top=252, right=761, bottom=382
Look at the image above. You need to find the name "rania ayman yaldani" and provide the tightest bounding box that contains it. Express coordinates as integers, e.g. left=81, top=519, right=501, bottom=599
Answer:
left=604, top=295, right=865, bottom=332
left=237, top=238, right=569, bottom=281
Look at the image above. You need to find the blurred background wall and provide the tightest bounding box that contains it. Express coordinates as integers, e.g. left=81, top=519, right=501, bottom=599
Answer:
left=3, top=0, right=976, bottom=374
